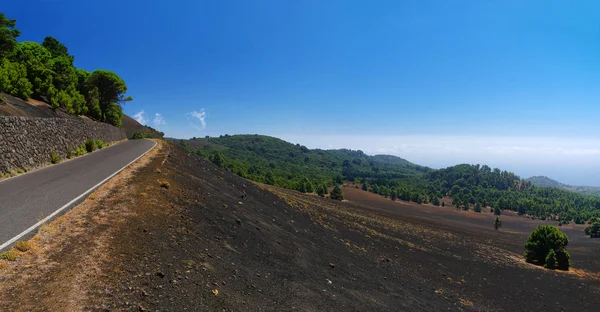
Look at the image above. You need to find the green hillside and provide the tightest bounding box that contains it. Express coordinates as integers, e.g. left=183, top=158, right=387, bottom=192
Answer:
left=527, top=176, right=600, bottom=197
left=178, top=135, right=600, bottom=224
left=179, top=134, right=430, bottom=190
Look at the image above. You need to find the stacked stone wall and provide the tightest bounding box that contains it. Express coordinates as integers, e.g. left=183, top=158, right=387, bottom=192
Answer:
left=0, top=116, right=126, bottom=173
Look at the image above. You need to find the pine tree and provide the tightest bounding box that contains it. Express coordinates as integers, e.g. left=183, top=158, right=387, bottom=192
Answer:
left=494, top=217, right=502, bottom=230
left=330, top=185, right=344, bottom=201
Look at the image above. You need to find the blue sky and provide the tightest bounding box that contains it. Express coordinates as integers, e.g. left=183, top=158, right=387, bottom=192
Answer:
left=4, top=1, right=600, bottom=185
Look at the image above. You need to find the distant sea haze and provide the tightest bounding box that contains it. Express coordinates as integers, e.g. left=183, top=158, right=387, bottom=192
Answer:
left=278, top=134, right=600, bottom=187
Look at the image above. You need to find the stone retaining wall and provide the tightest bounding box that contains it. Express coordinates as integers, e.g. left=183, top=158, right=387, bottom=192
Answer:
left=0, top=116, right=126, bottom=174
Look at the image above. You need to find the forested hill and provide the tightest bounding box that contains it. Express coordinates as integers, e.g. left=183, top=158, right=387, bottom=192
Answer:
left=526, top=176, right=565, bottom=188
left=179, top=135, right=600, bottom=224
left=179, top=134, right=431, bottom=189
left=527, top=176, right=600, bottom=197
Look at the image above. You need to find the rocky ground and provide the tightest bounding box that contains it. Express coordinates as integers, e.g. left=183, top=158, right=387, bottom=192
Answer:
left=1, top=141, right=600, bottom=311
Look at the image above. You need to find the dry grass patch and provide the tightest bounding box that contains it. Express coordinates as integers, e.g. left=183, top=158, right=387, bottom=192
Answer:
left=15, top=241, right=31, bottom=252
left=159, top=179, right=170, bottom=189
left=0, top=251, right=18, bottom=261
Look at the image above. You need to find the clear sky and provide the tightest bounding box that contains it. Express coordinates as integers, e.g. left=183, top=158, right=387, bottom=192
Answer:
left=4, top=1, right=600, bottom=185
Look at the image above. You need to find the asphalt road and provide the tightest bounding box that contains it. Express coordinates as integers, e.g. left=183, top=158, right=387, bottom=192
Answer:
left=0, top=139, right=156, bottom=251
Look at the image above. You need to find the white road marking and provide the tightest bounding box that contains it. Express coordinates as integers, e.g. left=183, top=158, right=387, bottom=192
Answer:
left=0, top=140, right=157, bottom=251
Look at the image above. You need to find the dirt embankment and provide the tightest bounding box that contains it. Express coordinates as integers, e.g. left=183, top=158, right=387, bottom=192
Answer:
left=1, top=141, right=600, bottom=311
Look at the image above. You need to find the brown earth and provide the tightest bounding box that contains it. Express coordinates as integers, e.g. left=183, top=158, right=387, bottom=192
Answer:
left=1, top=141, right=600, bottom=311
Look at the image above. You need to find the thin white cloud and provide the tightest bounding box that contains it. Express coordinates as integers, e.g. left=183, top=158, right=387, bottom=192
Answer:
left=153, top=113, right=166, bottom=127
left=133, top=110, right=147, bottom=125
left=187, top=110, right=207, bottom=131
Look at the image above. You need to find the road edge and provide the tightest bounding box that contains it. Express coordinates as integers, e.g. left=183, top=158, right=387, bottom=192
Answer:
left=0, top=139, right=158, bottom=251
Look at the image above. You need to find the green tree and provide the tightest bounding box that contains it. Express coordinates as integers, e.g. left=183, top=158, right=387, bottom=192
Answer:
left=42, top=36, right=73, bottom=61
left=11, top=41, right=54, bottom=99
left=265, top=172, right=275, bottom=185
left=0, top=13, right=20, bottom=58
left=298, top=177, right=313, bottom=193
left=390, top=191, right=397, bottom=201
left=494, top=206, right=501, bottom=215
left=524, top=225, right=570, bottom=270
left=330, top=185, right=344, bottom=201
left=86, top=70, right=132, bottom=124
left=361, top=183, right=368, bottom=191
left=317, top=184, right=325, bottom=197
left=474, top=202, right=482, bottom=213
left=49, top=55, right=77, bottom=91
left=211, top=152, right=225, bottom=168
left=0, top=59, right=32, bottom=99
left=431, top=197, right=440, bottom=206
left=441, top=201, right=445, bottom=207
left=494, top=217, right=502, bottom=230
left=545, top=249, right=557, bottom=270
left=584, top=222, right=600, bottom=238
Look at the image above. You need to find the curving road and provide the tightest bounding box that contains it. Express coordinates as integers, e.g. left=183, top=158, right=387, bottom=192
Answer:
left=0, top=139, right=156, bottom=251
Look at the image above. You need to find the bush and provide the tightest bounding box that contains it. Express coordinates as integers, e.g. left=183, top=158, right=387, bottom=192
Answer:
left=0, top=251, right=18, bottom=261
left=524, top=225, right=570, bottom=270
left=131, top=131, right=144, bottom=139
left=96, top=139, right=105, bottom=149
left=84, top=138, right=96, bottom=153
left=14, top=241, right=31, bottom=252
left=50, top=148, right=60, bottom=164
left=75, top=145, right=86, bottom=156
left=67, top=148, right=73, bottom=159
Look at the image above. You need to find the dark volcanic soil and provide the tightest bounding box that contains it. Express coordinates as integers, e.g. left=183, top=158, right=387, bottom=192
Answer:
left=89, top=144, right=600, bottom=311
left=2, top=142, right=600, bottom=311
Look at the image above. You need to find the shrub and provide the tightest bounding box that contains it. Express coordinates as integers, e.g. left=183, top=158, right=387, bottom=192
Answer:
left=16, top=168, right=24, bottom=174
left=75, top=145, right=86, bottom=156
left=494, top=217, right=502, bottom=230
left=159, top=180, right=170, bottom=189
left=96, top=139, right=105, bottom=149
left=67, top=148, right=73, bottom=159
left=524, top=225, right=570, bottom=270
left=50, top=148, right=61, bottom=164
left=131, top=131, right=144, bottom=139
left=84, top=138, right=96, bottom=153
left=14, top=241, right=31, bottom=252
left=0, top=251, right=18, bottom=261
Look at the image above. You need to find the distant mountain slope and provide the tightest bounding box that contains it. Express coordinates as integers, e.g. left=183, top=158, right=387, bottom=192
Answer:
left=526, top=176, right=566, bottom=188
left=526, top=176, right=600, bottom=196
left=178, top=134, right=431, bottom=189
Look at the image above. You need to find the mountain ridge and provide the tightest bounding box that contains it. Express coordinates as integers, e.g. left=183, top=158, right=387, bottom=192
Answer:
left=527, top=175, right=600, bottom=196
